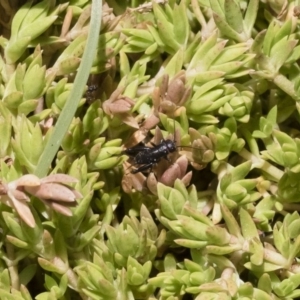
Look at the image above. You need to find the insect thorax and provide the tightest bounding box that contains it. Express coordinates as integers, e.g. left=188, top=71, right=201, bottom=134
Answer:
left=164, top=139, right=176, bottom=152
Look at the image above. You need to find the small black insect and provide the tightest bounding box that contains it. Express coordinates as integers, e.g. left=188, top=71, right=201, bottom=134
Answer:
left=123, top=138, right=177, bottom=174
left=87, top=84, right=98, bottom=93
left=86, top=84, right=98, bottom=103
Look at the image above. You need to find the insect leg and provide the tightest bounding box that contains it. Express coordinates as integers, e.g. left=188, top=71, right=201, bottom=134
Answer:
left=131, top=163, right=153, bottom=174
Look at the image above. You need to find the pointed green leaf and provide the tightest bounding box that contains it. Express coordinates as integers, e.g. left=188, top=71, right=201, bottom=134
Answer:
left=224, top=0, right=244, bottom=34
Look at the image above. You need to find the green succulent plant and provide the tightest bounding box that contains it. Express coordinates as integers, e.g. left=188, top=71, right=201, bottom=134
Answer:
left=2, top=0, right=300, bottom=299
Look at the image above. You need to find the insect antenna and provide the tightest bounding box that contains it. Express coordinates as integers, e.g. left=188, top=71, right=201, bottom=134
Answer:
left=168, top=118, right=203, bottom=151
left=166, top=118, right=215, bottom=167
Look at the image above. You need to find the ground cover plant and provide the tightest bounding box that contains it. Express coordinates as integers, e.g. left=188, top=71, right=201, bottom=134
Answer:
left=1, top=0, right=300, bottom=299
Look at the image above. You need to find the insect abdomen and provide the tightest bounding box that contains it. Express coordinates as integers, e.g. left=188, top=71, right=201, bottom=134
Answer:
left=134, top=149, right=159, bottom=164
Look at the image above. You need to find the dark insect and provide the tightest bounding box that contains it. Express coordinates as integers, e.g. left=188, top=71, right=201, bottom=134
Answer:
left=86, top=84, right=98, bottom=103
left=123, top=138, right=177, bottom=174
left=87, top=84, right=98, bottom=92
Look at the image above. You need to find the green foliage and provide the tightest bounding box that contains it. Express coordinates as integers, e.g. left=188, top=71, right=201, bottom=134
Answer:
left=1, top=0, right=300, bottom=299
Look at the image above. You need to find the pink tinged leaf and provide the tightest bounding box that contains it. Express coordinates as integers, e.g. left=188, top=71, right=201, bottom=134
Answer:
left=147, top=172, right=158, bottom=195
left=160, top=74, right=169, bottom=96
left=160, top=155, right=189, bottom=186
left=160, top=163, right=181, bottom=186
left=130, top=172, right=147, bottom=192
left=25, top=183, right=77, bottom=202
left=71, top=188, right=82, bottom=199
left=160, top=100, right=176, bottom=112
left=166, top=78, right=185, bottom=104
left=7, top=191, right=35, bottom=228
left=122, top=175, right=133, bottom=194
left=108, top=99, right=134, bottom=114
left=108, top=86, right=124, bottom=102
left=15, top=174, right=41, bottom=187
left=153, top=127, right=164, bottom=145
left=175, top=155, right=189, bottom=177
left=181, top=171, right=192, bottom=186
left=178, top=87, right=192, bottom=107
left=141, top=114, right=160, bottom=131
left=151, top=87, right=161, bottom=110
left=46, top=201, right=73, bottom=216
left=121, top=176, right=132, bottom=194
left=41, top=174, right=79, bottom=184
left=102, top=100, right=113, bottom=115
left=12, top=189, right=30, bottom=202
